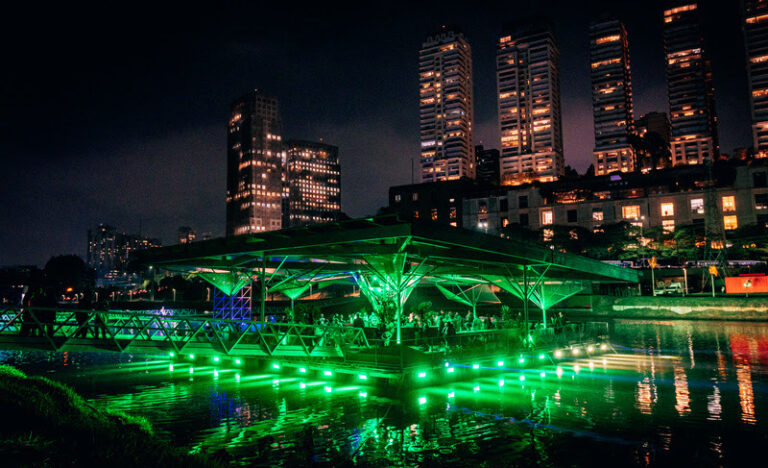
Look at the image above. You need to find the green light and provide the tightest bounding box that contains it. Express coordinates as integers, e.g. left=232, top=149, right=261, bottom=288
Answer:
left=540, top=371, right=546, bottom=378
left=444, top=362, right=450, bottom=367
left=358, top=374, right=367, bottom=380
left=448, top=391, right=455, bottom=398
left=359, top=392, right=367, bottom=397
left=472, top=364, right=479, bottom=369
left=498, top=379, right=505, bottom=387
left=272, top=363, right=280, bottom=369
left=589, top=361, right=595, bottom=371
left=235, top=359, right=241, bottom=365
left=299, top=367, right=307, bottom=373
left=324, top=370, right=332, bottom=376
left=519, top=375, right=525, bottom=382
left=324, top=386, right=332, bottom=393
left=518, top=358, right=525, bottom=364
left=189, top=368, right=194, bottom=374
left=213, top=370, right=219, bottom=379
left=300, top=382, right=306, bottom=389
left=235, top=373, right=241, bottom=381
left=418, top=397, right=427, bottom=405
left=556, top=366, right=563, bottom=378
left=473, top=386, right=480, bottom=392
left=497, top=361, right=504, bottom=367
left=189, top=354, right=195, bottom=359
left=213, top=356, right=220, bottom=362
left=169, top=352, right=175, bottom=358
left=574, top=364, right=581, bottom=373
left=272, top=379, right=280, bottom=385
left=447, top=367, right=455, bottom=373
left=538, top=354, right=545, bottom=360
left=417, top=372, right=426, bottom=378
left=555, top=350, right=562, bottom=358
left=169, top=364, right=174, bottom=371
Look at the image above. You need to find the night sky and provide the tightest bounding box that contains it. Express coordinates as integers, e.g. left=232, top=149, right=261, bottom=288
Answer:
left=0, top=1, right=751, bottom=267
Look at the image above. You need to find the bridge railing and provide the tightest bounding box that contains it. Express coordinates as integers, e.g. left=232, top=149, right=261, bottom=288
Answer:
left=0, top=307, right=370, bottom=357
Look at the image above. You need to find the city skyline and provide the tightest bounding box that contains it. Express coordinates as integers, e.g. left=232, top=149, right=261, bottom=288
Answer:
left=1, top=1, right=753, bottom=266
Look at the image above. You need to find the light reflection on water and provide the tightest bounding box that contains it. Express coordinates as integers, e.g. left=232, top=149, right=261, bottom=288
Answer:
left=2, top=319, right=768, bottom=466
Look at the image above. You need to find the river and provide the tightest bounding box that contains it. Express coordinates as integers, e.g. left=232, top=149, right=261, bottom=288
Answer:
left=2, top=319, right=767, bottom=467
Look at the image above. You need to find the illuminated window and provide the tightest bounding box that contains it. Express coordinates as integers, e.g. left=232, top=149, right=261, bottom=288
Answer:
left=661, top=203, right=675, bottom=217
left=723, top=215, right=738, bottom=230
left=690, top=198, right=704, bottom=214
left=542, top=228, right=553, bottom=241
left=449, top=207, right=457, bottom=219
left=431, top=208, right=438, bottom=221
left=413, top=210, right=419, bottom=219
left=722, top=196, right=736, bottom=212
left=541, top=210, right=554, bottom=225
left=662, top=220, right=675, bottom=232
left=501, top=217, right=509, bottom=227
left=394, top=194, right=402, bottom=202
left=622, top=205, right=640, bottom=220
left=412, top=193, right=419, bottom=201
left=478, top=220, right=488, bottom=231
left=592, top=209, right=604, bottom=222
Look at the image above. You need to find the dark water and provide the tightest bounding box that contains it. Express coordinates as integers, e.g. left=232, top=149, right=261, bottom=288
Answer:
left=3, top=319, right=768, bottom=467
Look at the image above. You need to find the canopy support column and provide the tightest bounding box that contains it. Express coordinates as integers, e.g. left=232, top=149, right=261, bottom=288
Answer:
left=260, top=254, right=266, bottom=323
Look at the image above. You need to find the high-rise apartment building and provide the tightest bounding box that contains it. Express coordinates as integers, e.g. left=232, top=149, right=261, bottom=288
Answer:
left=663, top=2, right=719, bottom=165
left=285, top=140, right=341, bottom=227
left=87, top=225, right=161, bottom=286
left=226, top=90, right=285, bottom=236
left=744, top=0, right=768, bottom=156
left=590, top=18, right=635, bottom=175
left=419, top=26, right=475, bottom=182
left=497, top=21, right=564, bottom=185
left=475, top=145, right=501, bottom=186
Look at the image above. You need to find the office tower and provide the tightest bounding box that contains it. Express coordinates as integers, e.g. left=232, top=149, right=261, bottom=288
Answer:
left=497, top=21, right=564, bottom=185
left=419, top=26, right=475, bottom=182
left=87, top=224, right=119, bottom=279
left=663, top=2, right=719, bottom=165
left=475, top=145, right=500, bottom=186
left=285, top=140, right=341, bottom=227
left=635, top=112, right=672, bottom=146
left=744, top=0, right=768, bottom=156
left=226, top=90, right=285, bottom=236
left=590, top=18, right=635, bottom=175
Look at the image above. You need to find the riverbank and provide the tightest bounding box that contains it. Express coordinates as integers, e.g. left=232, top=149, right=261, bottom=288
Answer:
left=0, top=365, right=222, bottom=467
left=564, top=295, right=768, bottom=321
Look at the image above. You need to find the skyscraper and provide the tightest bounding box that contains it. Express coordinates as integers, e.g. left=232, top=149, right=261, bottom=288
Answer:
left=419, top=26, right=475, bottom=182
left=589, top=18, right=635, bottom=175
left=475, top=145, right=500, bottom=186
left=497, top=21, right=564, bottom=185
left=226, top=90, right=285, bottom=236
left=663, top=2, right=719, bottom=165
left=743, top=0, right=768, bottom=156
left=285, top=140, right=341, bottom=227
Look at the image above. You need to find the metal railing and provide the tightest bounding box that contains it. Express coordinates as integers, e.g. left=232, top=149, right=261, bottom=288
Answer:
left=0, top=307, right=370, bottom=358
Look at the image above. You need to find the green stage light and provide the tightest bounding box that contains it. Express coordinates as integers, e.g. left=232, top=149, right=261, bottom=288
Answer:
left=418, top=397, right=427, bottom=405
left=213, top=356, right=220, bottom=362
left=358, top=374, right=367, bottom=380
left=235, top=374, right=241, bottom=381
left=300, top=382, right=306, bottom=389
left=538, top=354, right=545, bottom=360
left=445, top=362, right=450, bottom=367
left=169, top=352, right=174, bottom=358
left=519, top=375, right=525, bottom=382
left=498, top=379, right=505, bottom=387
left=235, top=359, right=241, bottom=365
left=189, top=368, right=194, bottom=374
left=324, top=370, right=332, bottom=376
left=359, top=392, right=367, bottom=398
left=169, top=364, right=174, bottom=372
left=448, top=391, right=455, bottom=398
left=324, top=386, right=332, bottom=393
left=189, top=354, right=195, bottom=359
left=272, top=379, right=280, bottom=385
left=540, top=371, right=546, bottom=378
left=473, top=386, right=480, bottom=392
left=417, top=372, right=426, bottom=378
left=472, top=364, right=479, bottom=369
left=447, top=367, right=455, bottom=373
left=518, top=357, right=525, bottom=364
left=272, top=363, right=280, bottom=369
left=213, top=370, right=219, bottom=379
left=497, top=361, right=504, bottom=367
left=300, top=368, right=307, bottom=373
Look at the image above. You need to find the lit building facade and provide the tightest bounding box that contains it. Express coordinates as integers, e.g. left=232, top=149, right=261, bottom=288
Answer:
left=419, top=26, right=475, bottom=182
left=590, top=18, right=635, bottom=175
left=497, top=21, right=564, bottom=185
left=226, top=90, right=285, bottom=236
left=285, top=140, right=341, bottom=227
left=87, top=225, right=161, bottom=287
left=743, top=0, right=768, bottom=156
left=463, top=164, right=768, bottom=238
left=663, top=2, right=719, bottom=165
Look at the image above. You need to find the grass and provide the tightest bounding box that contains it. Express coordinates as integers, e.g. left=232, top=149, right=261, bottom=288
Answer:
left=0, top=365, right=223, bottom=467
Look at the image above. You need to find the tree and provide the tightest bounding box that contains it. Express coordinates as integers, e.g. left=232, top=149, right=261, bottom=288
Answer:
left=43, top=255, right=94, bottom=291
